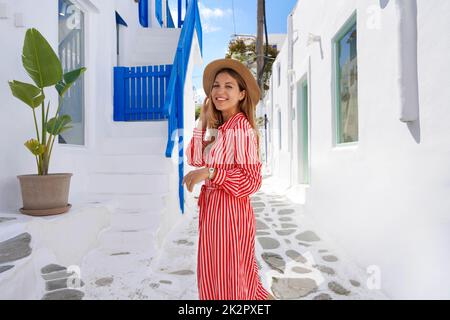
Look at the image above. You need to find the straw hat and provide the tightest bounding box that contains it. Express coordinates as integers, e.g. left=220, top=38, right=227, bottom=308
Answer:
left=203, top=58, right=261, bottom=106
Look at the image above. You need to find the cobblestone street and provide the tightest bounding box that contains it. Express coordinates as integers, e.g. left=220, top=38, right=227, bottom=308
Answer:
left=119, top=177, right=389, bottom=300
left=250, top=190, right=387, bottom=300
left=0, top=177, right=389, bottom=300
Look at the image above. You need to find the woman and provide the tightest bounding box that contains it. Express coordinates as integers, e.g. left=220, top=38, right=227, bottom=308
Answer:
left=182, top=58, right=275, bottom=300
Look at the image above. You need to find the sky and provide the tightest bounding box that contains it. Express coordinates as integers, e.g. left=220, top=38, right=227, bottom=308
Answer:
left=168, top=0, right=298, bottom=101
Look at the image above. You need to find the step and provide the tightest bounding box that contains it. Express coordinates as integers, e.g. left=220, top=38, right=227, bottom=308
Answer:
left=97, top=229, right=158, bottom=255
left=88, top=173, right=169, bottom=194
left=98, top=137, right=167, bottom=155
left=84, top=193, right=168, bottom=211
left=108, top=210, right=163, bottom=232
left=107, top=120, right=168, bottom=138
left=130, top=28, right=180, bottom=66
left=91, top=155, right=174, bottom=174
left=0, top=205, right=111, bottom=299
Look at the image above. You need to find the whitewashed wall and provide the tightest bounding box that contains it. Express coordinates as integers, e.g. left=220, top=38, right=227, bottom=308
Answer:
left=270, top=38, right=292, bottom=188
left=0, top=0, right=198, bottom=216
left=266, top=0, right=450, bottom=299
left=0, top=0, right=132, bottom=210
left=0, top=0, right=86, bottom=211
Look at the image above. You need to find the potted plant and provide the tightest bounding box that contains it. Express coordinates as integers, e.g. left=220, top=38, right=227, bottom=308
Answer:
left=8, top=28, right=86, bottom=216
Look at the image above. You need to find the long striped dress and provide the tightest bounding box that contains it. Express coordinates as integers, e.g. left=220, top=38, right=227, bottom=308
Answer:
left=186, top=111, right=270, bottom=300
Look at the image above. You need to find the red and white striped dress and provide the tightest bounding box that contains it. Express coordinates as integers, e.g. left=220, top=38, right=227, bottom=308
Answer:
left=186, top=111, right=270, bottom=300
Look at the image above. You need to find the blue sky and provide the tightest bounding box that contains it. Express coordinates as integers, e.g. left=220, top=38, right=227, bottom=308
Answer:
left=168, top=0, right=298, bottom=100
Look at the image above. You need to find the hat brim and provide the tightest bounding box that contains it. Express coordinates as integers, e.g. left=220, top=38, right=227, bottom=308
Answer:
left=203, top=58, right=261, bottom=106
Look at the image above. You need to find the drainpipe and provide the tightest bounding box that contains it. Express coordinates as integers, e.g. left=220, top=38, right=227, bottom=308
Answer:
left=287, top=12, right=294, bottom=186
left=394, top=0, right=419, bottom=122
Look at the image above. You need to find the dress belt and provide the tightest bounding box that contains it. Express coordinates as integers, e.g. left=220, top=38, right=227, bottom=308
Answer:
left=198, top=184, right=219, bottom=208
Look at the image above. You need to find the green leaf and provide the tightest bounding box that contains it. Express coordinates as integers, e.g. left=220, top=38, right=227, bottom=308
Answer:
left=64, top=67, right=87, bottom=83
left=46, top=114, right=72, bottom=135
left=58, top=125, right=73, bottom=134
left=8, top=80, right=45, bottom=109
left=22, top=28, right=63, bottom=88
left=55, top=67, right=87, bottom=96
left=24, top=139, right=45, bottom=156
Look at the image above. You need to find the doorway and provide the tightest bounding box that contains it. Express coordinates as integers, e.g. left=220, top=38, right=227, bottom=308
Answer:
left=297, top=78, right=309, bottom=184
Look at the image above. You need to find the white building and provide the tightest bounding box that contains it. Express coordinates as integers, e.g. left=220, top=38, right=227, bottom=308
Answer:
left=0, top=0, right=202, bottom=298
left=263, top=0, right=450, bottom=299
left=266, top=33, right=286, bottom=52
left=232, top=33, right=285, bottom=49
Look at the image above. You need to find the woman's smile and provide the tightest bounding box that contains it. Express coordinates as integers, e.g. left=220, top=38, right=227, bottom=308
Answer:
left=211, top=72, right=245, bottom=114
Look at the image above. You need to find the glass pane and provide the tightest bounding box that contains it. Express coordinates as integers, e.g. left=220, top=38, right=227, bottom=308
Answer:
left=278, top=110, right=282, bottom=149
left=337, top=23, right=358, bottom=143
left=277, top=63, right=281, bottom=87
left=58, top=0, right=85, bottom=145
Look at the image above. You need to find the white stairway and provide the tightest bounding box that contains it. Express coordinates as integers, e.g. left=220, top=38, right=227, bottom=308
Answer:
left=80, top=121, right=180, bottom=299
left=119, top=27, right=181, bottom=66
left=89, top=121, right=173, bottom=210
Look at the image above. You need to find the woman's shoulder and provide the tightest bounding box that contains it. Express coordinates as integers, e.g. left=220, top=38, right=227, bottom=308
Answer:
left=232, top=112, right=253, bottom=130
left=229, top=113, right=258, bottom=143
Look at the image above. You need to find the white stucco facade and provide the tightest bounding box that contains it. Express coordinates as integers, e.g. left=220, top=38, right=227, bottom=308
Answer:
left=263, top=0, right=450, bottom=299
left=0, top=0, right=201, bottom=241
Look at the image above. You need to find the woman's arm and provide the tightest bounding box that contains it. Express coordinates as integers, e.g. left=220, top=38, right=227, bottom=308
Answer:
left=186, top=126, right=209, bottom=167
left=210, top=121, right=262, bottom=198
left=185, top=101, right=210, bottom=167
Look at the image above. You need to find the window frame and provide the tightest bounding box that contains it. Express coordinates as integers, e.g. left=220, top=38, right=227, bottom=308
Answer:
left=277, top=108, right=282, bottom=150
left=58, top=0, right=88, bottom=148
left=332, top=12, right=358, bottom=147
left=277, top=62, right=281, bottom=87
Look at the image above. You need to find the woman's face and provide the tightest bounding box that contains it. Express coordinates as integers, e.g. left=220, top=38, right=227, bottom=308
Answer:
left=211, top=72, right=246, bottom=113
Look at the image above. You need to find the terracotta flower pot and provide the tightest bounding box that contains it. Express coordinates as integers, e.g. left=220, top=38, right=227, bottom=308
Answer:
left=17, top=173, right=73, bottom=216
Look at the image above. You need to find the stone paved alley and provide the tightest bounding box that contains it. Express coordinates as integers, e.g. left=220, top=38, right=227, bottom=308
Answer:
left=138, top=187, right=388, bottom=300
left=0, top=177, right=388, bottom=300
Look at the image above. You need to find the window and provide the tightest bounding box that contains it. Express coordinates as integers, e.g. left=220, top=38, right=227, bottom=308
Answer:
left=278, top=109, right=282, bottom=150
left=277, top=63, right=281, bottom=87
left=334, top=15, right=358, bottom=144
left=58, top=0, right=85, bottom=145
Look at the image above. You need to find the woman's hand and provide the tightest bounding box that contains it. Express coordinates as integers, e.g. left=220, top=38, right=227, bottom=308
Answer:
left=182, top=167, right=210, bottom=192
left=197, top=97, right=209, bottom=130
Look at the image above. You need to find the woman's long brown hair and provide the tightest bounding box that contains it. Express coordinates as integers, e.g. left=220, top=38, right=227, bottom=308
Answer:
left=202, top=68, right=261, bottom=158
